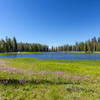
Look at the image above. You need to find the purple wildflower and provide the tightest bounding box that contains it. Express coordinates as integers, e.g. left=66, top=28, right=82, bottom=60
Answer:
left=73, top=76, right=81, bottom=80
left=19, top=80, right=24, bottom=84
left=3, top=80, right=8, bottom=84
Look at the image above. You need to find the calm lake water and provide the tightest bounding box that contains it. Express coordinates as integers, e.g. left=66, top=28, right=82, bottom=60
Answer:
left=0, top=52, right=100, bottom=60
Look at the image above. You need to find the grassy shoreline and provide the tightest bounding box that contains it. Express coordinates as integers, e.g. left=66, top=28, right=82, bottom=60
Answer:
left=0, top=51, right=100, bottom=56
left=0, top=58, right=100, bottom=99
left=0, top=52, right=41, bottom=56
left=64, top=51, right=100, bottom=54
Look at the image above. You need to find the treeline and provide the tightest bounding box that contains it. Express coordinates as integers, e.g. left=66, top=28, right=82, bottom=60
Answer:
left=52, top=37, right=100, bottom=53
left=1, top=36, right=100, bottom=53
left=0, top=37, right=48, bottom=53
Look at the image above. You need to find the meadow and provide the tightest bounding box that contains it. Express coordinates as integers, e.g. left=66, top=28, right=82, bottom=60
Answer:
left=0, top=52, right=40, bottom=56
left=65, top=51, right=100, bottom=54
left=0, top=58, right=100, bottom=100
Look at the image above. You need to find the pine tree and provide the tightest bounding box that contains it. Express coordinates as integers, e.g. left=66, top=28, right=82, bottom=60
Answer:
left=12, top=37, right=17, bottom=52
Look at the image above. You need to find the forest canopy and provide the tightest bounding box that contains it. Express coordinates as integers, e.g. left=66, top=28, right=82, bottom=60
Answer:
left=0, top=36, right=100, bottom=53
left=57, top=37, right=100, bottom=53
left=0, top=37, right=48, bottom=52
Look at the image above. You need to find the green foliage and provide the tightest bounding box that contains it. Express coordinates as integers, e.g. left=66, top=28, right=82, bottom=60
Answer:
left=57, top=36, right=100, bottom=53
left=0, top=37, right=48, bottom=53
left=12, top=37, right=17, bottom=52
left=1, top=36, right=100, bottom=53
left=0, top=58, right=100, bottom=99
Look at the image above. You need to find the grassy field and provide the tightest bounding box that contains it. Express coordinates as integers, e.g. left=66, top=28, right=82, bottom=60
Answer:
left=0, top=58, right=100, bottom=100
left=1, top=51, right=100, bottom=56
left=0, top=52, right=40, bottom=56
left=65, top=51, right=100, bottom=54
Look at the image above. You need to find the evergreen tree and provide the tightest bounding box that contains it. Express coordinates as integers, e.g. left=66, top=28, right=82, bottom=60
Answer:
left=12, top=37, right=17, bottom=52
left=84, top=43, right=88, bottom=53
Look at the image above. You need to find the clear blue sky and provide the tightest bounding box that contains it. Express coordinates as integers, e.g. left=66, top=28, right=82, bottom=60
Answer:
left=0, top=0, right=100, bottom=46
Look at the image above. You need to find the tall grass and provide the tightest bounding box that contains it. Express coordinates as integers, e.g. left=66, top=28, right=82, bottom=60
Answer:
left=0, top=58, right=100, bottom=100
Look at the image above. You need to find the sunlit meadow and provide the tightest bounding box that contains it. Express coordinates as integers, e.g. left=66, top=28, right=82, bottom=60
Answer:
left=0, top=58, right=100, bottom=100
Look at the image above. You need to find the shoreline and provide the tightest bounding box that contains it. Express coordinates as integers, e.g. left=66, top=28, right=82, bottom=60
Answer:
left=0, top=52, right=41, bottom=56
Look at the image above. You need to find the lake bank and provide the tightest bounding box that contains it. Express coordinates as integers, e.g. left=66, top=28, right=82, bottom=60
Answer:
left=0, top=51, right=100, bottom=56
left=65, top=51, right=100, bottom=54
left=0, top=52, right=41, bottom=56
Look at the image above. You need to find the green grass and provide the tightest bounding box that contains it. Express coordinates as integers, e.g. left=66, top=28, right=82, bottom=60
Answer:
left=0, top=52, right=40, bottom=56
left=65, top=51, right=86, bottom=53
left=65, top=51, right=100, bottom=54
left=0, top=58, right=100, bottom=100
left=1, top=51, right=100, bottom=56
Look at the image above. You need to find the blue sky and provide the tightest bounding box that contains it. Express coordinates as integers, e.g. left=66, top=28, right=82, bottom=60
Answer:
left=0, top=0, right=100, bottom=46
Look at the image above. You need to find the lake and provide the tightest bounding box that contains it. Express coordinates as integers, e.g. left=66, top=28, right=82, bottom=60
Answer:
left=0, top=52, right=100, bottom=60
